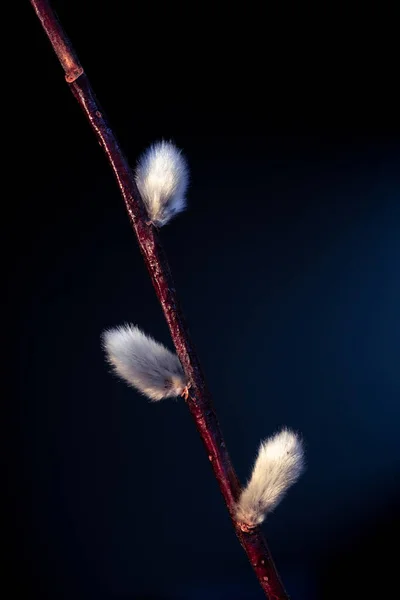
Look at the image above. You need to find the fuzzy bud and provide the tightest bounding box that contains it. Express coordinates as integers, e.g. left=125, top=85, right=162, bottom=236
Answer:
left=102, top=324, right=188, bottom=401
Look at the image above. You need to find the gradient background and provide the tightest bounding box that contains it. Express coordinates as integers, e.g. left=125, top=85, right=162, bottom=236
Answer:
left=5, top=2, right=400, bottom=598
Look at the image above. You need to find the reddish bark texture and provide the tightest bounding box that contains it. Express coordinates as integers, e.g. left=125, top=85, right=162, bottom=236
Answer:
left=30, top=1, right=290, bottom=597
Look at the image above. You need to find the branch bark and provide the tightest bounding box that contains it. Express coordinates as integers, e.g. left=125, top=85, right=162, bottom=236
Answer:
left=29, top=1, right=289, bottom=597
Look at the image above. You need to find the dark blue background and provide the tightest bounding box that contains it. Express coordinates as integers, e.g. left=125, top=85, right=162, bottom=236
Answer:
left=5, top=3, right=399, bottom=598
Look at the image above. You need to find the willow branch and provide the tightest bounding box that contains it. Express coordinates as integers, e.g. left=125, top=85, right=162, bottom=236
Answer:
left=29, top=1, right=289, bottom=597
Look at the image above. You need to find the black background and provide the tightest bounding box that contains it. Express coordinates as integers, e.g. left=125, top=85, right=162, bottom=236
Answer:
left=4, top=2, right=400, bottom=598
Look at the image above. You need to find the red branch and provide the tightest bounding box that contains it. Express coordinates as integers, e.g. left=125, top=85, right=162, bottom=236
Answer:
left=30, top=1, right=289, bottom=597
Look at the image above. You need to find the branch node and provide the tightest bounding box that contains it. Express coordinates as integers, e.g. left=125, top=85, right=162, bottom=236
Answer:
left=238, top=521, right=257, bottom=533
left=65, top=66, right=84, bottom=83
left=180, top=382, right=191, bottom=401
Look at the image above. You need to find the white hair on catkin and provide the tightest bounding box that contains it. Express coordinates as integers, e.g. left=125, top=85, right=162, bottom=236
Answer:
left=102, top=324, right=188, bottom=401
left=135, top=140, right=189, bottom=227
left=235, top=428, right=305, bottom=528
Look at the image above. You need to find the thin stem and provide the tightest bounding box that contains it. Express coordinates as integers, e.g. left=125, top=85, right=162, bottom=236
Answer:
left=29, top=1, right=289, bottom=597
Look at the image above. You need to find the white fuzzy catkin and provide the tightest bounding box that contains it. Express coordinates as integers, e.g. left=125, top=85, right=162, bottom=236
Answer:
left=102, top=324, right=187, bottom=401
left=236, top=428, right=305, bottom=528
left=135, top=140, right=189, bottom=227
